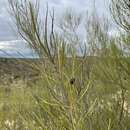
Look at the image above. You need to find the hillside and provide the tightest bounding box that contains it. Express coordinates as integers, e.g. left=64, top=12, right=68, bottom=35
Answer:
left=0, top=58, right=40, bottom=85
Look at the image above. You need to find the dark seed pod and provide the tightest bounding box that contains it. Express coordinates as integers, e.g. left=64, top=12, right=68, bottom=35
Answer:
left=70, top=78, right=75, bottom=85
left=124, top=77, right=127, bottom=80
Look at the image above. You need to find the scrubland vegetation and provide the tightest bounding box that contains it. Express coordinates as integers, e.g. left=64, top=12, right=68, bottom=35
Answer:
left=1, top=0, right=130, bottom=129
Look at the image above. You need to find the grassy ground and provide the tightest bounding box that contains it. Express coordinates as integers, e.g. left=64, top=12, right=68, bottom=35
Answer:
left=0, top=58, right=37, bottom=129
left=0, top=57, right=130, bottom=130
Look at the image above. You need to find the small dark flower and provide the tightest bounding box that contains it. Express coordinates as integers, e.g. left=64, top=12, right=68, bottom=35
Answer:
left=124, top=77, right=127, bottom=80
left=70, top=78, right=75, bottom=85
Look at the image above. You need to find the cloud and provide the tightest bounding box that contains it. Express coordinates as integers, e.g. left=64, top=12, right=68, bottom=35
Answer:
left=0, top=40, right=37, bottom=58
left=0, top=0, right=113, bottom=58
left=0, top=0, right=109, bottom=42
left=0, top=40, right=25, bottom=50
left=0, top=0, right=18, bottom=41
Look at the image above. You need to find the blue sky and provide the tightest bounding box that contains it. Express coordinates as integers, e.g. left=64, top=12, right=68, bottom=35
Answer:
left=0, top=0, right=112, bottom=57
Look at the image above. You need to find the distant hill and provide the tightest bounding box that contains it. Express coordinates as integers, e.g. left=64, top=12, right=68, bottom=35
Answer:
left=0, top=58, right=40, bottom=85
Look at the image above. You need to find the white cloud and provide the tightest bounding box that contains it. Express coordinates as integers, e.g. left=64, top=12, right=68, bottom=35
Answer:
left=0, top=40, right=37, bottom=58
left=0, top=0, right=113, bottom=58
left=0, top=0, right=109, bottom=42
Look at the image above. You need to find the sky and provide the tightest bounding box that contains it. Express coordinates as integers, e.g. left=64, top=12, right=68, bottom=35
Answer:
left=0, top=0, right=112, bottom=58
